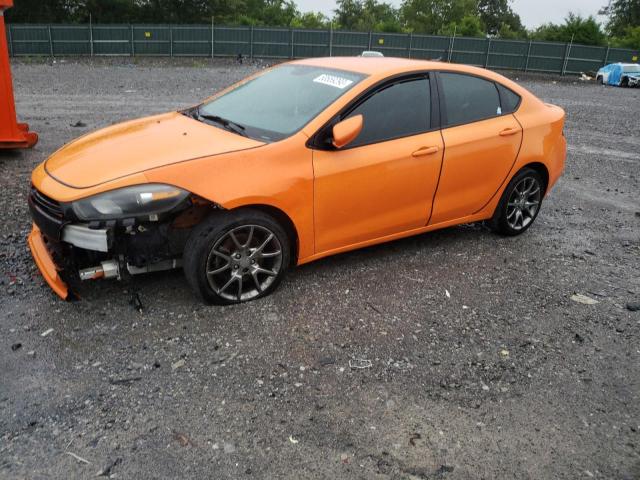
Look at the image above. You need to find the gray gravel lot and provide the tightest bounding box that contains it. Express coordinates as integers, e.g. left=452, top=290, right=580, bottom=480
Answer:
left=1, top=58, right=639, bottom=479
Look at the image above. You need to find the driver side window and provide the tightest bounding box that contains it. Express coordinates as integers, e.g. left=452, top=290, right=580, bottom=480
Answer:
left=344, top=76, right=431, bottom=148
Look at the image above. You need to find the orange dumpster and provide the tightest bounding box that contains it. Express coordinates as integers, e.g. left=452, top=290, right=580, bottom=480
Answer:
left=0, top=0, right=37, bottom=149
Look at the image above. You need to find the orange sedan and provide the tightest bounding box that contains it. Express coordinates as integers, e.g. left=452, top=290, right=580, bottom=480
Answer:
left=28, top=57, right=566, bottom=304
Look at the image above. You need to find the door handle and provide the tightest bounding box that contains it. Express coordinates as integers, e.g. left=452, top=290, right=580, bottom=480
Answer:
left=499, top=127, right=520, bottom=137
left=411, top=146, right=439, bottom=157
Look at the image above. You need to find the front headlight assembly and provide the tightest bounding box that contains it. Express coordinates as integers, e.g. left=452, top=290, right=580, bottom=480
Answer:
left=72, top=184, right=190, bottom=221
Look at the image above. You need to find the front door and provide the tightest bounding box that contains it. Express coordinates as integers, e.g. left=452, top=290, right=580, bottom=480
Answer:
left=312, top=75, right=444, bottom=253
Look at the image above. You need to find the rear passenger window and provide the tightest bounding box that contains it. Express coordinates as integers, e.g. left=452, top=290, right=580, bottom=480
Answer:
left=345, top=77, right=430, bottom=147
left=439, top=73, right=501, bottom=126
left=497, top=84, right=521, bottom=113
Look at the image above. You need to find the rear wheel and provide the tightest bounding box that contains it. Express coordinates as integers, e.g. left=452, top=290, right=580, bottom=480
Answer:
left=183, top=209, right=290, bottom=304
left=489, top=168, right=544, bottom=236
left=597, top=76, right=604, bottom=85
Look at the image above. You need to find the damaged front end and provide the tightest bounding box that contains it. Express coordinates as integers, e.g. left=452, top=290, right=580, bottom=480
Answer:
left=27, top=184, right=213, bottom=299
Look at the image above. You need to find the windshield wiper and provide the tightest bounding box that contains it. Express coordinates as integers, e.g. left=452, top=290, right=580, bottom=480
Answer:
left=192, top=108, right=248, bottom=137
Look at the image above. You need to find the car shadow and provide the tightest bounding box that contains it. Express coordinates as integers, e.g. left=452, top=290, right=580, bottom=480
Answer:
left=74, top=223, right=494, bottom=306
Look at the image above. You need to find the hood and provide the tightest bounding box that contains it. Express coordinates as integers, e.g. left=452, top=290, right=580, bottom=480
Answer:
left=45, top=112, right=265, bottom=189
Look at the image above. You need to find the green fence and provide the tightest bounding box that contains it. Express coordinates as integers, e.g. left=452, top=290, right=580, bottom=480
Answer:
left=6, top=23, right=638, bottom=75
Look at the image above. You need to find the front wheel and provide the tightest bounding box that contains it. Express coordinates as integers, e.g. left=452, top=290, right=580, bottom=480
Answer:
left=489, top=168, right=544, bottom=236
left=183, top=209, right=290, bottom=304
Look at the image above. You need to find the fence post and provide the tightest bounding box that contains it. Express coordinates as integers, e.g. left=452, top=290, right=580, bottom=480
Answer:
left=48, top=25, right=54, bottom=57
left=524, top=40, right=532, bottom=72
left=329, top=23, right=333, bottom=57
left=249, top=25, right=254, bottom=59
left=561, top=35, right=574, bottom=76
left=290, top=28, right=294, bottom=59
left=407, top=32, right=412, bottom=58
left=485, top=38, right=491, bottom=67
left=89, top=14, right=94, bottom=56
left=7, top=23, right=13, bottom=57
left=169, top=25, right=173, bottom=57
left=130, top=25, right=135, bottom=56
left=368, top=31, right=372, bottom=50
left=211, top=15, right=216, bottom=58
left=603, top=44, right=610, bottom=65
left=446, top=26, right=457, bottom=62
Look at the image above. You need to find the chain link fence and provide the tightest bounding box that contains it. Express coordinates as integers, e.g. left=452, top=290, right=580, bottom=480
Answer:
left=6, top=23, right=639, bottom=75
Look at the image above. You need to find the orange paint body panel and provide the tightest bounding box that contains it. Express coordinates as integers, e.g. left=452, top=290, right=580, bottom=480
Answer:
left=45, top=112, right=264, bottom=188
left=313, top=130, right=444, bottom=252
left=0, top=0, right=38, bottom=149
left=430, top=114, right=522, bottom=224
left=28, top=225, right=68, bottom=299
left=27, top=57, right=566, bottom=299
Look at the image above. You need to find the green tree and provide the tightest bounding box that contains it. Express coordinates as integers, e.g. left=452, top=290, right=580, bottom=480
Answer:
left=334, top=0, right=364, bottom=29
left=611, top=25, right=640, bottom=49
left=497, top=21, right=524, bottom=39
left=333, top=0, right=401, bottom=32
left=477, top=0, right=523, bottom=35
left=400, top=0, right=478, bottom=34
left=75, top=0, right=141, bottom=23
left=291, top=12, right=330, bottom=29
left=532, top=14, right=606, bottom=46
left=5, top=0, right=79, bottom=22
left=601, top=0, right=640, bottom=37
left=133, top=0, right=215, bottom=23
left=439, top=14, right=485, bottom=36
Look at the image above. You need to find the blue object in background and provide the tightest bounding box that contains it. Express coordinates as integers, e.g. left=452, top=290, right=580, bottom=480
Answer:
left=597, top=63, right=640, bottom=87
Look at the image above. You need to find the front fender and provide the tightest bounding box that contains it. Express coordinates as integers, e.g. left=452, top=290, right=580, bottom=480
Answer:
left=143, top=133, right=316, bottom=261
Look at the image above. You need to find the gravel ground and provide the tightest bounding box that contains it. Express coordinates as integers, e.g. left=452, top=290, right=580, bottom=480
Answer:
left=1, top=58, right=639, bottom=480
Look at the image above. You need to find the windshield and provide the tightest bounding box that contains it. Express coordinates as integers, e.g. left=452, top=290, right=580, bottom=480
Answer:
left=198, top=65, right=365, bottom=142
left=623, top=65, right=640, bottom=73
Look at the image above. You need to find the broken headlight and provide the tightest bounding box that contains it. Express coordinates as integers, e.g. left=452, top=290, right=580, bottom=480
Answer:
left=72, top=184, right=190, bottom=221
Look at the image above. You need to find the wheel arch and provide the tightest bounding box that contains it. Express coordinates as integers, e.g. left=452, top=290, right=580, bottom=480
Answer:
left=227, top=203, right=300, bottom=267
left=522, top=162, right=549, bottom=194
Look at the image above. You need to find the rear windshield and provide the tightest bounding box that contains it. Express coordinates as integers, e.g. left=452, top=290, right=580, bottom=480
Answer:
left=199, top=65, right=366, bottom=142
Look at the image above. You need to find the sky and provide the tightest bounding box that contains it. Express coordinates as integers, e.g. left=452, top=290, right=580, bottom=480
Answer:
left=294, top=0, right=607, bottom=29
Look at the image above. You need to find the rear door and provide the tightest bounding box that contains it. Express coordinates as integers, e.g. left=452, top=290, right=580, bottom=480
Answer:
left=430, top=72, right=523, bottom=225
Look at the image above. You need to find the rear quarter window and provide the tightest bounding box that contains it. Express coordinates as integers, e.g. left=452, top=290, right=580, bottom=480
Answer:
left=496, top=84, right=521, bottom=114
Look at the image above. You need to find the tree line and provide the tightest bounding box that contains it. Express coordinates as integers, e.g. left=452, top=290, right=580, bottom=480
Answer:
left=5, top=0, right=640, bottom=50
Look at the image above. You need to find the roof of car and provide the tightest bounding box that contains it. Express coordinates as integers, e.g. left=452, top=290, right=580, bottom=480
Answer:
left=293, top=56, right=479, bottom=76
left=290, top=56, right=536, bottom=102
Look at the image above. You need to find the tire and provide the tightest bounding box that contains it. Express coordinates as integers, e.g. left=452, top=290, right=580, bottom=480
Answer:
left=597, top=76, right=604, bottom=85
left=489, top=167, right=544, bottom=236
left=183, top=208, right=290, bottom=304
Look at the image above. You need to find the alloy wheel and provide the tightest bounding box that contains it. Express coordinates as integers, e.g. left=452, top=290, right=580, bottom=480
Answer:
left=205, top=225, right=283, bottom=302
left=506, top=176, right=542, bottom=231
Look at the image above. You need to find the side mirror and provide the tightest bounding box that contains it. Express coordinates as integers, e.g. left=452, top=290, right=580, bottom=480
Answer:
left=332, top=115, right=363, bottom=149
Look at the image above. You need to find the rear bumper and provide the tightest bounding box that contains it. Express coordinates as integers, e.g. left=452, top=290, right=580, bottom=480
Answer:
left=27, top=224, right=69, bottom=300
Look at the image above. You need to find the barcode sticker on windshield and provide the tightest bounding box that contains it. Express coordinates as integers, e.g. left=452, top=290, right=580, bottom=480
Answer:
left=313, top=74, right=354, bottom=89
